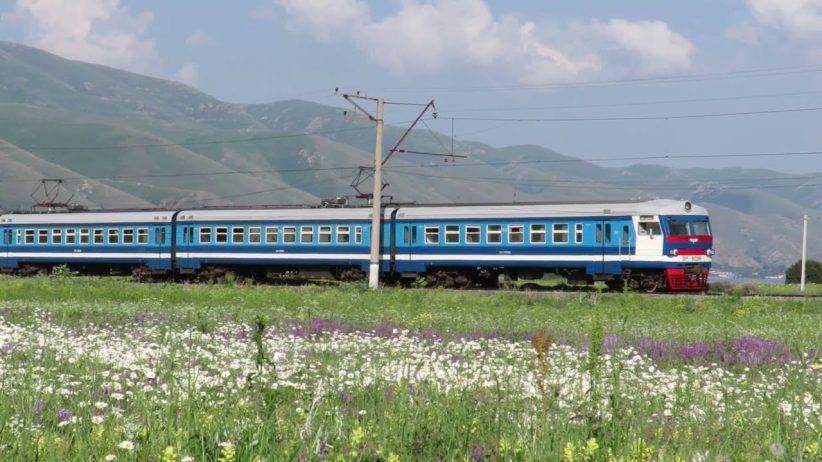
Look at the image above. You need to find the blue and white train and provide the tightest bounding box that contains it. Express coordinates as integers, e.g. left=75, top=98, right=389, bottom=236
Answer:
left=0, top=199, right=713, bottom=291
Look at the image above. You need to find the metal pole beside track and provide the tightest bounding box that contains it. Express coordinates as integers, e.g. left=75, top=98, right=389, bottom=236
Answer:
left=801, top=214, right=808, bottom=292
left=368, top=97, right=384, bottom=290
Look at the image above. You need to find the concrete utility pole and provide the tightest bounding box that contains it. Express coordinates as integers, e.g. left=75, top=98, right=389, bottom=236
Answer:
left=338, top=92, right=384, bottom=289
left=801, top=214, right=808, bottom=292
left=369, top=97, right=384, bottom=289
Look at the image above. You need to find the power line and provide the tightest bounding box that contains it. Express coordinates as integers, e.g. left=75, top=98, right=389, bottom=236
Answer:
left=193, top=173, right=356, bottom=204
left=0, top=166, right=359, bottom=183
left=0, top=126, right=374, bottom=152
left=439, top=106, right=822, bottom=123
left=2, top=101, right=819, bottom=160
left=386, top=149, right=822, bottom=170
left=391, top=170, right=822, bottom=191
left=442, top=89, right=822, bottom=113
left=381, top=63, right=822, bottom=93
left=4, top=149, right=822, bottom=185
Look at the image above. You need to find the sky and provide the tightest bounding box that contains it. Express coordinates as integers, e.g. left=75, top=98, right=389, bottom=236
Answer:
left=2, top=0, right=822, bottom=173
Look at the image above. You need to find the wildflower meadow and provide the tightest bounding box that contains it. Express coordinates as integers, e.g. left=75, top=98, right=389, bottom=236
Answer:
left=0, top=276, right=820, bottom=461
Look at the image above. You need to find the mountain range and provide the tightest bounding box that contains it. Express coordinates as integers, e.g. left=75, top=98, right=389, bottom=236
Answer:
left=1, top=40, right=820, bottom=275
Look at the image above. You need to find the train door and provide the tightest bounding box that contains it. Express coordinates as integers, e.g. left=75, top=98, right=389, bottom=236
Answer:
left=595, top=222, right=606, bottom=274
left=1, top=227, right=9, bottom=268
left=178, top=224, right=194, bottom=268
left=388, top=209, right=413, bottom=275
left=394, top=222, right=415, bottom=273
left=153, top=225, right=167, bottom=268
left=633, top=216, right=663, bottom=258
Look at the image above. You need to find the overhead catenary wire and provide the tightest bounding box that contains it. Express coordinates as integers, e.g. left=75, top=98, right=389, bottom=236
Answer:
left=438, top=106, right=822, bottom=123
left=194, top=173, right=356, bottom=203
left=442, top=88, right=822, bottom=113
left=379, top=62, right=822, bottom=93
left=389, top=170, right=822, bottom=191
left=4, top=149, right=822, bottom=185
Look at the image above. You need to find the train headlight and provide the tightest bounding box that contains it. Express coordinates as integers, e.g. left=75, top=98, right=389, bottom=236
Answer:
left=706, top=249, right=716, bottom=256
left=669, top=249, right=678, bottom=256
left=684, top=201, right=692, bottom=212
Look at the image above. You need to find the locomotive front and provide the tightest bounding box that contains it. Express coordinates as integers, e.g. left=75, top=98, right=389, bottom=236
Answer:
left=659, top=201, right=713, bottom=291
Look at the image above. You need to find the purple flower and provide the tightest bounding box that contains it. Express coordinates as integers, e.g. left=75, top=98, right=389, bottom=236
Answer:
left=33, top=399, right=45, bottom=414
left=471, top=446, right=485, bottom=461
left=57, top=408, right=72, bottom=423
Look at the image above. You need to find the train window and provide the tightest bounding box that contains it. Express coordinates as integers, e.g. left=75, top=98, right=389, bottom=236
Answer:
left=16, top=229, right=21, bottom=244
left=575, top=224, right=583, bottom=244
left=508, top=225, right=524, bottom=244
left=24, top=229, right=35, bottom=244
left=301, top=226, right=314, bottom=244
left=605, top=224, right=612, bottom=244
left=466, top=225, right=481, bottom=244
left=66, top=229, right=76, bottom=244
left=337, top=226, right=350, bottom=243
left=552, top=224, right=569, bottom=244
left=318, top=226, right=332, bottom=243
left=123, top=229, right=134, bottom=244
left=157, top=228, right=167, bottom=245
left=424, top=225, right=440, bottom=244
left=445, top=225, right=459, bottom=244
left=487, top=224, right=501, bottom=243
left=215, top=227, right=228, bottom=244
left=622, top=225, right=630, bottom=245
left=199, top=227, right=211, bottom=243
left=38, top=229, right=49, bottom=244
left=108, top=229, right=118, bottom=244
left=52, top=229, right=62, bottom=244
left=137, top=228, right=149, bottom=244
left=638, top=222, right=661, bottom=236
left=692, top=221, right=711, bottom=236
left=231, top=227, right=244, bottom=244
left=403, top=226, right=410, bottom=243
left=249, top=227, right=261, bottom=244
left=93, top=229, right=104, bottom=244
left=595, top=224, right=602, bottom=243
left=531, top=224, right=546, bottom=243
left=283, top=226, right=296, bottom=244
left=266, top=227, right=279, bottom=244
left=667, top=220, right=690, bottom=236
left=411, top=226, right=418, bottom=244
left=355, top=226, right=363, bottom=244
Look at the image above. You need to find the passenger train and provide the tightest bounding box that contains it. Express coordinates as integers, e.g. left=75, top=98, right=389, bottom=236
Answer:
left=0, top=199, right=713, bottom=292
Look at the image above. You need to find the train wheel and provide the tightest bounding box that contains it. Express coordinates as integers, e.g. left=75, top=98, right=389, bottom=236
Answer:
left=454, top=274, right=473, bottom=289
left=640, top=276, right=659, bottom=293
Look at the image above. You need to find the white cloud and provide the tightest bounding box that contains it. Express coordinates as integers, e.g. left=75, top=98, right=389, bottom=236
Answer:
left=747, top=0, right=822, bottom=39
left=175, top=62, right=199, bottom=86
left=275, top=0, right=368, bottom=43
left=592, top=20, right=696, bottom=74
left=185, top=29, right=210, bottom=48
left=271, top=0, right=695, bottom=84
left=7, top=0, right=159, bottom=73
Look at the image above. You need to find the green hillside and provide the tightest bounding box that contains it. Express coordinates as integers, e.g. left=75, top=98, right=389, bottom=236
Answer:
left=0, top=40, right=819, bottom=274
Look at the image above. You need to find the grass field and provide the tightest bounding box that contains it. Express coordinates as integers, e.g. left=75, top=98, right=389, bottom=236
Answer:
left=0, top=276, right=820, bottom=461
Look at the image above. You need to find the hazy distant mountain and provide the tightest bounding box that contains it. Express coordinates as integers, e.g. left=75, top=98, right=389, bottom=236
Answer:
left=1, top=40, right=819, bottom=274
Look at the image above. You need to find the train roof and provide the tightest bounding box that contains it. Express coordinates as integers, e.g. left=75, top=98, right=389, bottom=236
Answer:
left=0, top=200, right=708, bottom=224
left=175, top=208, right=373, bottom=222
left=392, top=200, right=708, bottom=219
left=0, top=210, right=176, bottom=225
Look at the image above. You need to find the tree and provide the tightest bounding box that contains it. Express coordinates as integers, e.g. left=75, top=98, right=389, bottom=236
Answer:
left=785, top=259, right=822, bottom=284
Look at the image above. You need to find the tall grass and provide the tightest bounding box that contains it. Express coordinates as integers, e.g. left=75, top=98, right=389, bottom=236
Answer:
left=0, top=276, right=820, bottom=460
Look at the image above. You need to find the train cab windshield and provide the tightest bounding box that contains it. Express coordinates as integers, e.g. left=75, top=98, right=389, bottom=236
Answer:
left=666, top=219, right=711, bottom=236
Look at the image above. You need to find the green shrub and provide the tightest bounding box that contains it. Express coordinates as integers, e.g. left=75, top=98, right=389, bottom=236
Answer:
left=784, top=259, right=822, bottom=284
